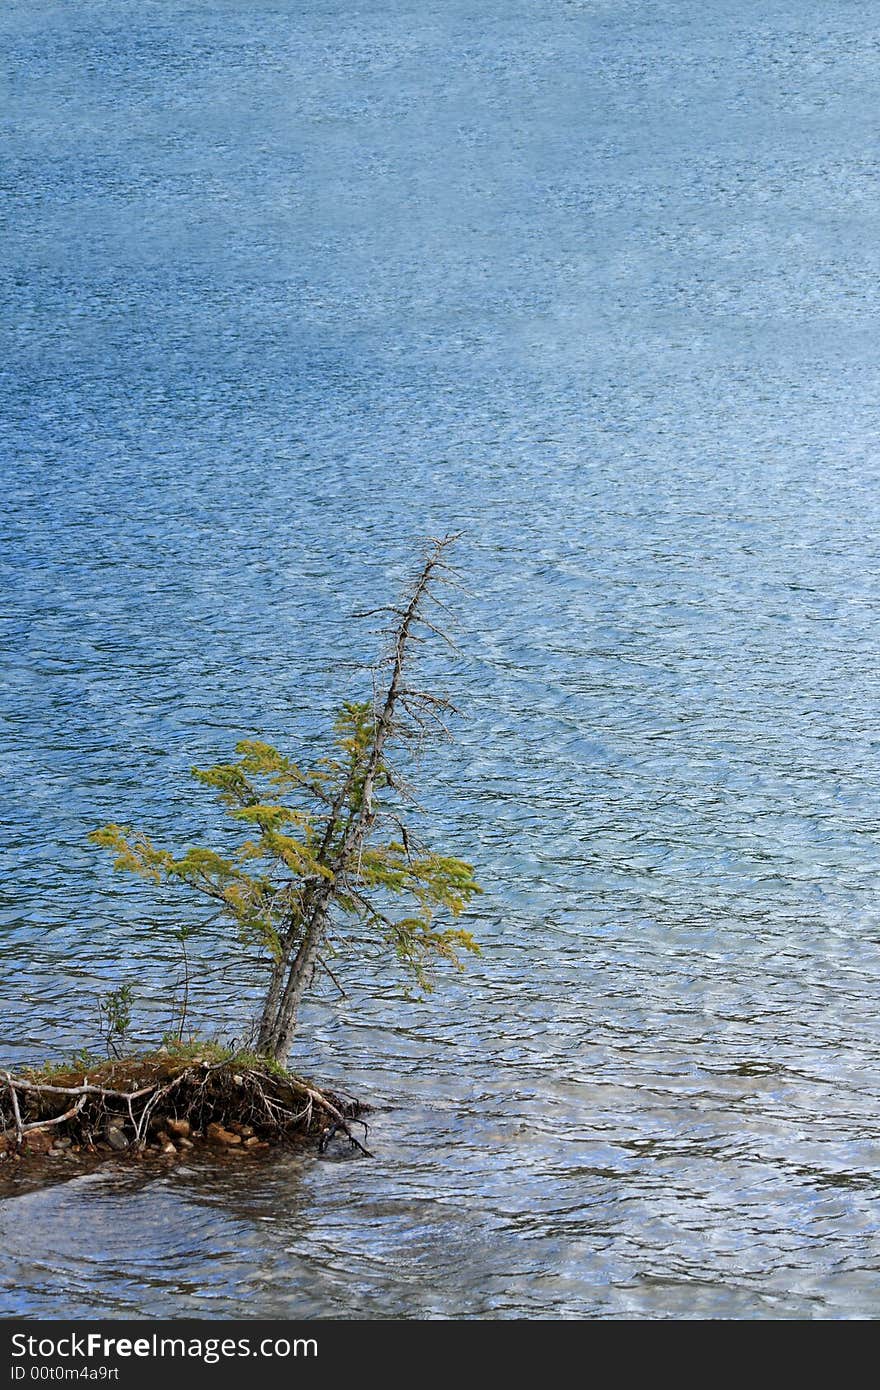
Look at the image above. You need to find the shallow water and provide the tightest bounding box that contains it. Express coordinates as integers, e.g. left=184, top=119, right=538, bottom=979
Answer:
left=2, top=0, right=880, bottom=1318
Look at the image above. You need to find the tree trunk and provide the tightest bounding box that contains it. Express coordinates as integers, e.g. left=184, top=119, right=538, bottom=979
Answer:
left=258, top=905, right=327, bottom=1063
left=256, top=536, right=456, bottom=1066
left=255, top=942, right=294, bottom=1055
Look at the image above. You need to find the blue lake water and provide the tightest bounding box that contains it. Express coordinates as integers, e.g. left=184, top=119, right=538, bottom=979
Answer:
left=2, top=0, right=880, bottom=1318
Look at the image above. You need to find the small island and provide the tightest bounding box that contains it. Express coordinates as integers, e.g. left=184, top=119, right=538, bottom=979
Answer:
left=2, top=1042, right=368, bottom=1165
left=1, top=538, right=479, bottom=1176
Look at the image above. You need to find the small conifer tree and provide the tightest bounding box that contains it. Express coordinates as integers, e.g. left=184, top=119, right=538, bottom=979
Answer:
left=90, top=536, right=480, bottom=1066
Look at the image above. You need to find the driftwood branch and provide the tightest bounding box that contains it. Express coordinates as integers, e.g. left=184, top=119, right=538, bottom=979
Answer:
left=23, top=1094, right=88, bottom=1133
left=3, top=1073, right=23, bottom=1147
left=6, top=1076, right=158, bottom=1101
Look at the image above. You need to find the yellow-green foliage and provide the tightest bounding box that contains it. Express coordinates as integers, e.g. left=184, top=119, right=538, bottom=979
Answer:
left=91, top=701, right=481, bottom=994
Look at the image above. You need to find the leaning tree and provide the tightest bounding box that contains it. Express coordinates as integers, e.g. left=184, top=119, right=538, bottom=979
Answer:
left=91, top=535, right=481, bottom=1066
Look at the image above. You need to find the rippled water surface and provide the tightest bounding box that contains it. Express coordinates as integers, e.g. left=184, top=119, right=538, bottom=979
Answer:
left=3, top=0, right=880, bottom=1319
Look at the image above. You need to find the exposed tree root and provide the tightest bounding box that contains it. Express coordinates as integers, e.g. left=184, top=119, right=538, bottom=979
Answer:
left=0, top=1054, right=371, bottom=1165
